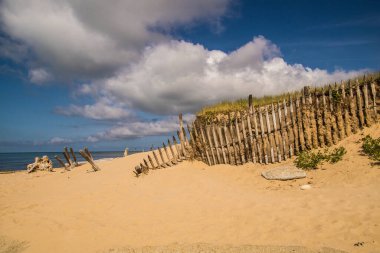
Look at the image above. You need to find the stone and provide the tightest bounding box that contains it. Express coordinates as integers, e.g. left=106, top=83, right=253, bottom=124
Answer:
left=300, top=184, right=312, bottom=190
left=261, top=166, right=307, bottom=181
left=27, top=156, right=53, bottom=173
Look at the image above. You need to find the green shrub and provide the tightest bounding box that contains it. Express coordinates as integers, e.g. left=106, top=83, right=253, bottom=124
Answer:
left=294, top=150, right=325, bottom=170
left=294, top=147, right=347, bottom=170
left=325, top=147, right=347, bottom=164
left=362, top=135, right=380, bottom=161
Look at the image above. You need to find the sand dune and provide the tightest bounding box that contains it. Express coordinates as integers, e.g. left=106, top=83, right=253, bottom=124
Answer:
left=0, top=125, right=379, bottom=253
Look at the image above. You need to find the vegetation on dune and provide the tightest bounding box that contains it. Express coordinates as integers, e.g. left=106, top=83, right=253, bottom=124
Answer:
left=361, top=135, right=380, bottom=162
left=294, top=147, right=347, bottom=170
left=196, top=72, right=380, bottom=121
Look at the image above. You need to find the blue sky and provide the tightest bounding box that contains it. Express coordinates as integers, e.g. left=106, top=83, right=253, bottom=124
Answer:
left=0, top=0, right=379, bottom=152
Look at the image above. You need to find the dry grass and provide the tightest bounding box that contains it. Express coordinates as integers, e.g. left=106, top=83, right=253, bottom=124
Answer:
left=196, top=72, right=380, bottom=121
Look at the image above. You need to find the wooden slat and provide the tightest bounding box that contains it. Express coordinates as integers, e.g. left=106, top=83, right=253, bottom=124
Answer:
left=164, top=142, right=176, bottom=165
left=79, top=150, right=100, bottom=171
left=177, top=130, right=187, bottom=158
left=143, top=159, right=150, bottom=170
left=192, top=122, right=205, bottom=161
left=246, top=113, right=256, bottom=163
left=363, top=82, right=371, bottom=126
left=55, top=155, right=69, bottom=171
left=147, top=155, right=156, bottom=170
left=223, top=123, right=233, bottom=164
left=370, top=81, right=378, bottom=122
left=241, top=116, right=250, bottom=162
left=271, top=103, right=281, bottom=162
left=152, top=149, right=165, bottom=168
left=289, top=97, right=299, bottom=154
left=173, top=136, right=185, bottom=160
left=348, top=81, right=359, bottom=133
left=283, top=99, right=293, bottom=157
left=235, top=115, right=245, bottom=164
left=341, top=81, right=352, bottom=137
left=205, top=125, right=217, bottom=164
left=63, top=147, right=73, bottom=167
left=356, top=80, right=365, bottom=128
left=278, top=101, right=288, bottom=160
left=159, top=147, right=171, bottom=167
left=168, top=139, right=181, bottom=163
left=211, top=124, right=222, bottom=164
left=322, top=92, right=333, bottom=146
left=198, top=126, right=212, bottom=165
left=259, top=107, right=269, bottom=164
left=228, top=115, right=239, bottom=165
left=217, top=125, right=227, bottom=164
left=69, top=147, right=78, bottom=166
left=315, top=96, right=325, bottom=147
left=295, top=97, right=305, bottom=151
left=264, top=106, right=275, bottom=163
left=309, top=91, right=319, bottom=148
left=301, top=96, right=312, bottom=149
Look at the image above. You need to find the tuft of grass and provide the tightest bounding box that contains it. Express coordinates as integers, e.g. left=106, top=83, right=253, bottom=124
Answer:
left=294, top=147, right=347, bottom=170
left=362, top=135, right=380, bottom=162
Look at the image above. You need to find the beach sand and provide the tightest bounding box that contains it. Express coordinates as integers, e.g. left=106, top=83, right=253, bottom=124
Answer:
left=0, top=125, right=379, bottom=253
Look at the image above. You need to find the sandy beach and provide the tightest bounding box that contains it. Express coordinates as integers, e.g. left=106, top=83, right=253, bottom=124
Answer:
left=0, top=125, right=379, bottom=253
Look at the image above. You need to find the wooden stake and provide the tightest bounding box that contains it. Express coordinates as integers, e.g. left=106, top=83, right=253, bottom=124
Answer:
left=211, top=124, right=222, bottom=163
left=79, top=150, right=100, bottom=171
left=168, top=139, right=180, bottom=163
left=205, top=125, right=217, bottom=164
left=370, top=81, right=378, bottom=122
left=217, top=125, right=227, bottom=164
left=69, top=148, right=78, bottom=166
left=55, top=155, right=69, bottom=171
left=229, top=114, right=239, bottom=165
left=163, top=142, right=176, bottom=165
left=235, top=115, right=245, bottom=164
left=199, top=126, right=211, bottom=165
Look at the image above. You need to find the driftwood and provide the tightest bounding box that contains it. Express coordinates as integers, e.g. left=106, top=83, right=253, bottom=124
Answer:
left=27, top=156, right=53, bottom=173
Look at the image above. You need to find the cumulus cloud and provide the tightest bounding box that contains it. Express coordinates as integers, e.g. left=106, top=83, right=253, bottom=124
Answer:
left=55, top=101, right=133, bottom=120
left=0, top=0, right=230, bottom=79
left=85, top=36, right=364, bottom=115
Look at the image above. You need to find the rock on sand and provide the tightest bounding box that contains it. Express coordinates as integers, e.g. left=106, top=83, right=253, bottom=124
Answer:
left=261, top=166, right=306, bottom=180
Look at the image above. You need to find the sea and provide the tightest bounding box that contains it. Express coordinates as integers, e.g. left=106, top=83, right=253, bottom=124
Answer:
left=0, top=151, right=141, bottom=172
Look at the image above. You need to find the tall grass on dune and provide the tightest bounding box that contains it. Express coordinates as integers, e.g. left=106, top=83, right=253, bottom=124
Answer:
left=196, top=72, right=380, bottom=121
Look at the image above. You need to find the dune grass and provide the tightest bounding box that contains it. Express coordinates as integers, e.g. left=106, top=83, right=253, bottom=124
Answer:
left=196, top=72, right=380, bottom=120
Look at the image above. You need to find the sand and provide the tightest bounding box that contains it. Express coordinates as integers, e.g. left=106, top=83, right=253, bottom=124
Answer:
left=0, top=125, right=379, bottom=253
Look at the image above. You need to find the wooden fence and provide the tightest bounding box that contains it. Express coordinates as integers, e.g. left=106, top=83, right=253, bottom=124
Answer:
left=133, top=114, right=193, bottom=176
left=134, top=78, right=379, bottom=174
left=190, top=79, right=379, bottom=166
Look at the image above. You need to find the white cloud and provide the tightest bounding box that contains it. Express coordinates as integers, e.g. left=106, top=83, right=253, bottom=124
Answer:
left=28, top=68, right=52, bottom=84
left=48, top=137, right=73, bottom=145
left=85, top=36, right=364, bottom=115
left=56, top=101, right=133, bottom=120
left=89, top=114, right=195, bottom=141
left=0, top=0, right=230, bottom=79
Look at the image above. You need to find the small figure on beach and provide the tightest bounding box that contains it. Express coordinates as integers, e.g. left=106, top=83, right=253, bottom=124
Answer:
left=124, top=148, right=129, bottom=157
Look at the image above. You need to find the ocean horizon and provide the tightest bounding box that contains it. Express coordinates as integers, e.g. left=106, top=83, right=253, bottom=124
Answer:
left=0, top=151, right=142, bottom=171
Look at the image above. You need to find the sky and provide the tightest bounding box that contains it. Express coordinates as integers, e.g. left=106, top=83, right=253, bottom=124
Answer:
left=0, top=0, right=379, bottom=152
